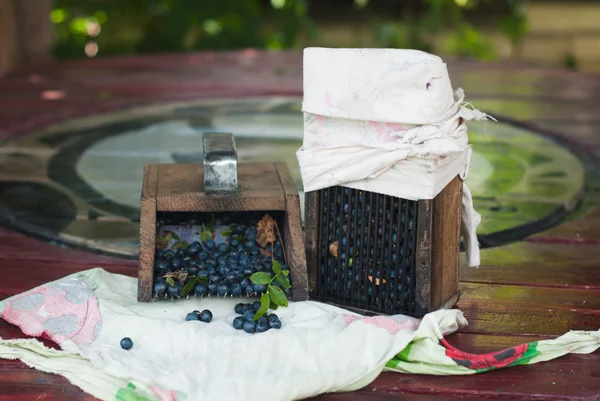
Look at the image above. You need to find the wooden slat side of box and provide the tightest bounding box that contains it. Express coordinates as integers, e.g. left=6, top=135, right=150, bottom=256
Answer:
left=138, top=165, right=158, bottom=302
left=154, top=163, right=286, bottom=211
left=414, top=199, right=433, bottom=316
left=275, top=162, right=308, bottom=301
left=430, top=175, right=463, bottom=310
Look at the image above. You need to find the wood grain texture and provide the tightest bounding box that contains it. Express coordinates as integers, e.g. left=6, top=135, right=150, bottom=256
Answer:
left=457, top=282, right=600, bottom=335
left=460, top=241, right=600, bottom=289
left=276, top=162, right=309, bottom=302
left=155, top=162, right=285, bottom=212
left=414, top=199, right=433, bottom=316
left=304, top=191, right=319, bottom=295
left=138, top=165, right=158, bottom=302
left=430, top=176, right=462, bottom=310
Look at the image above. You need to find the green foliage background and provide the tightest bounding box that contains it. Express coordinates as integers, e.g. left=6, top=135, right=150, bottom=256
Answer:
left=51, top=0, right=527, bottom=60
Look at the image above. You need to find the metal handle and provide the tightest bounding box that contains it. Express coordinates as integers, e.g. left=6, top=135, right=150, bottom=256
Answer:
left=203, top=132, right=238, bottom=195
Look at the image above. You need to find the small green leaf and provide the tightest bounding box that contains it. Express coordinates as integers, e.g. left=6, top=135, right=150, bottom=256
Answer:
left=199, top=231, right=212, bottom=241
left=196, top=276, right=208, bottom=284
left=269, top=286, right=288, bottom=307
left=253, top=293, right=270, bottom=320
left=276, top=275, right=292, bottom=290
left=172, top=241, right=189, bottom=250
left=170, top=232, right=180, bottom=240
left=220, top=230, right=231, bottom=237
left=282, top=269, right=290, bottom=277
left=180, top=278, right=197, bottom=296
left=349, top=257, right=353, bottom=266
left=250, top=272, right=272, bottom=285
left=269, top=300, right=279, bottom=310
left=272, top=259, right=282, bottom=274
left=233, top=235, right=244, bottom=241
left=166, top=277, right=175, bottom=286
left=229, top=223, right=238, bottom=231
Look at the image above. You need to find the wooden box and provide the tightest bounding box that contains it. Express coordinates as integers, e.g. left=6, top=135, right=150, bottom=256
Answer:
left=303, top=176, right=463, bottom=317
left=137, top=134, right=308, bottom=303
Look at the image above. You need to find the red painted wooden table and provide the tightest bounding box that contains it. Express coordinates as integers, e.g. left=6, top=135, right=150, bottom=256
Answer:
left=0, top=50, right=599, bottom=400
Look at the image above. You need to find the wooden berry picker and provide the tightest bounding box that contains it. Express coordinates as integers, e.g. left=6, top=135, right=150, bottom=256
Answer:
left=298, top=48, right=490, bottom=317
left=138, top=133, right=309, bottom=318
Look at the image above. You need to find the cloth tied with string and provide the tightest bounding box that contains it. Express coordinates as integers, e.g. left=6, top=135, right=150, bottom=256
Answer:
left=296, top=47, right=493, bottom=267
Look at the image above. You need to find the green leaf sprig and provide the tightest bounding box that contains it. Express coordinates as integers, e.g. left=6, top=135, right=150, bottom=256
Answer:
left=249, top=259, right=291, bottom=320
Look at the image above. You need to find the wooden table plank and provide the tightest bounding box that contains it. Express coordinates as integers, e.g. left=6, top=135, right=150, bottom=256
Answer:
left=457, top=283, right=600, bottom=336
left=460, top=242, right=600, bottom=289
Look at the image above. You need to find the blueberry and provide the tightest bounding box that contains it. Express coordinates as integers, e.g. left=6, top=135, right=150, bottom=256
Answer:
left=163, top=250, right=175, bottom=261
left=243, top=267, right=254, bottom=276
left=230, top=239, right=240, bottom=248
left=231, top=283, right=243, bottom=296
left=267, top=314, right=279, bottom=326
left=170, top=258, right=183, bottom=270
left=245, top=286, right=255, bottom=296
left=187, top=265, right=198, bottom=276
left=217, top=266, right=227, bottom=276
left=225, top=272, right=237, bottom=283
left=218, top=243, right=229, bottom=254
left=253, top=283, right=267, bottom=294
left=242, top=309, right=255, bottom=321
left=186, top=312, right=199, bottom=321
left=207, top=283, right=218, bottom=295
left=209, top=274, right=220, bottom=283
left=204, top=240, right=215, bottom=250
left=243, top=320, right=256, bottom=334
left=120, top=337, right=133, bottom=350
left=233, top=316, right=245, bottom=330
left=250, top=248, right=260, bottom=256
left=256, top=321, right=270, bottom=333
left=240, top=278, right=250, bottom=288
left=155, top=259, right=169, bottom=273
left=269, top=318, right=282, bottom=329
left=197, top=269, right=209, bottom=278
left=195, top=285, right=207, bottom=296
left=197, top=251, right=208, bottom=261
left=206, top=259, right=217, bottom=269
left=252, top=301, right=262, bottom=312
left=258, top=316, right=268, bottom=326
left=168, top=284, right=181, bottom=297
left=187, top=242, right=201, bottom=255
left=244, top=241, right=254, bottom=250
left=235, top=303, right=246, bottom=314
left=154, top=281, right=167, bottom=295
left=217, top=283, right=229, bottom=296
left=229, top=250, right=239, bottom=260
left=198, top=309, right=212, bottom=323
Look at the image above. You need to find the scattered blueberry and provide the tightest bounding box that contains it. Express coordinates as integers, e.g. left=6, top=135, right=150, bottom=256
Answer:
left=242, top=309, right=255, bottom=321
left=235, top=303, right=246, bottom=314
left=186, top=312, right=199, bottom=321
left=233, top=316, right=245, bottom=330
left=120, top=337, right=133, bottom=350
left=243, top=320, right=256, bottom=333
left=154, top=281, right=167, bottom=295
left=256, top=321, right=270, bottom=333
left=199, top=310, right=213, bottom=323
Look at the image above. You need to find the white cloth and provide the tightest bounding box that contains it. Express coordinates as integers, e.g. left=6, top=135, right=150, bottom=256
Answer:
left=0, top=269, right=468, bottom=401
left=297, top=47, right=491, bottom=267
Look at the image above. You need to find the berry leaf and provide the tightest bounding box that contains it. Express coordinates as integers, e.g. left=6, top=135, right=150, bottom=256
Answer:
left=172, top=241, right=189, bottom=250
left=196, top=276, right=208, bottom=284
left=253, top=293, right=270, bottom=320
left=163, top=230, right=180, bottom=241
left=220, top=230, right=231, bottom=237
left=250, top=272, right=272, bottom=285
left=166, top=276, right=175, bottom=286
left=276, top=275, right=292, bottom=290
left=269, top=286, right=288, bottom=307
left=269, top=300, right=279, bottom=310
left=282, top=269, right=290, bottom=277
left=180, top=278, right=197, bottom=296
left=272, top=259, right=282, bottom=274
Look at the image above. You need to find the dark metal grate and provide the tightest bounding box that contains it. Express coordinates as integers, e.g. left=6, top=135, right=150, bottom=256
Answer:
left=315, top=186, right=418, bottom=315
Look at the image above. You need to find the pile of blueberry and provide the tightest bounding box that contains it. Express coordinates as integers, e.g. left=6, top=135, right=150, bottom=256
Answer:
left=318, top=187, right=416, bottom=310
left=152, top=214, right=291, bottom=300
left=232, top=302, right=282, bottom=333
